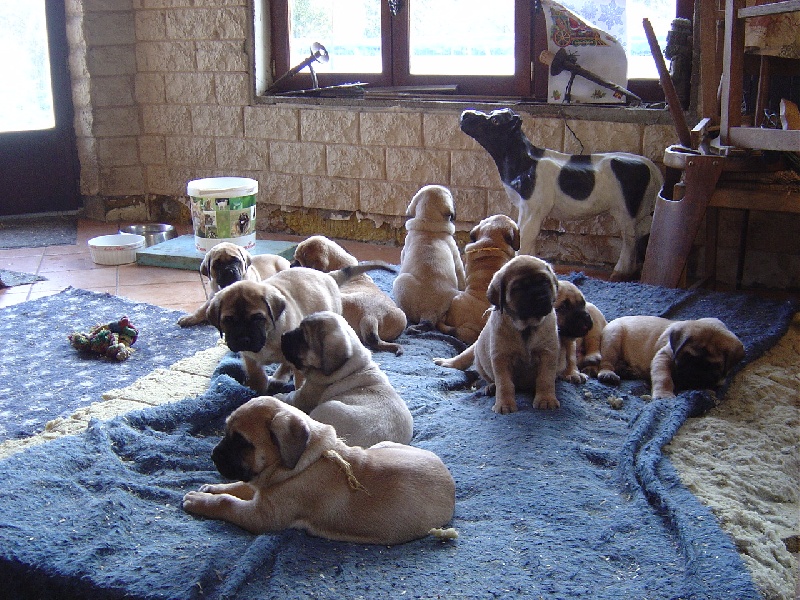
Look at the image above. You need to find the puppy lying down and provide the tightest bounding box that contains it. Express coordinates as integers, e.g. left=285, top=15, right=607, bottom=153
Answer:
left=183, top=396, right=456, bottom=545
left=597, top=316, right=745, bottom=399
left=279, top=311, right=413, bottom=448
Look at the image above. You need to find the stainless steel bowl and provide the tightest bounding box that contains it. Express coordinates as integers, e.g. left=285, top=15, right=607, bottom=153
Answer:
left=118, top=224, right=177, bottom=247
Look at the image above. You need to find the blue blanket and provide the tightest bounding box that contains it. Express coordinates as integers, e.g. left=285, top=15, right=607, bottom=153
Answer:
left=0, top=274, right=794, bottom=599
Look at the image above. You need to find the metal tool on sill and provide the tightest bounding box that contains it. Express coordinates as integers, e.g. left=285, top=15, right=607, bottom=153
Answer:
left=267, top=42, right=330, bottom=93
left=539, top=48, right=642, bottom=106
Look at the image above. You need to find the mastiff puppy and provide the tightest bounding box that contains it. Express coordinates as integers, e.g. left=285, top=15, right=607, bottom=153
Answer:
left=207, top=264, right=392, bottom=394
left=596, top=316, right=745, bottom=399
left=434, top=255, right=560, bottom=414
left=393, top=185, right=466, bottom=332
left=182, top=396, right=456, bottom=545
left=279, top=311, right=413, bottom=448
left=555, top=280, right=593, bottom=384
left=438, top=214, right=519, bottom=344
left=293, top=235, right=407, bottom=355
left=178, top=242, right=290, bottom=327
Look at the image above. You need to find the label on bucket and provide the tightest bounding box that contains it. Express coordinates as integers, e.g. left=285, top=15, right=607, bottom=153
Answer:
left=190, top=193, right=257, bottom=251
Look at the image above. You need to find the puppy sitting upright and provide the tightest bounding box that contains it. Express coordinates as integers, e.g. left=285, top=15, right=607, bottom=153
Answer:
left=292, top=235, right=407, bottom=355
left=393, top=185, right=466, bottom=332
left=438, top=214, right=519, bottom=344
left=177, top=242, right=290, bottom=327
left=596, top=316, right=745, bottom=399
left=434, top=255, right=560, bottom=414
left=279, top=311, right=413, bottom=448
left=182, top=396, right=456, bottom=545
left=554, top=280, right=607, bottom=384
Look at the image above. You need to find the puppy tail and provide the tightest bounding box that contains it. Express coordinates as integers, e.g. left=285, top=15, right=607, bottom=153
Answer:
left=328, top=261, right=398, bottom=287
left=429, top=527, right=459, bottom=540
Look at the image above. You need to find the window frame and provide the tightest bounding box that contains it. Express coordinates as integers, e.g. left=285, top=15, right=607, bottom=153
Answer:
left=266, top=0, right=694, bottom=102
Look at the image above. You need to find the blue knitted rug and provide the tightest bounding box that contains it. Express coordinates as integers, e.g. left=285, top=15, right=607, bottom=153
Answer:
left=0, top=273, right=794, bottom=599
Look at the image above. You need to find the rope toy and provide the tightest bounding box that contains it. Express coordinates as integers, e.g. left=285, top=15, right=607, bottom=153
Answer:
left=68, top=316, right=139, bottom=361
left=323, top=449, right=370, bottom=494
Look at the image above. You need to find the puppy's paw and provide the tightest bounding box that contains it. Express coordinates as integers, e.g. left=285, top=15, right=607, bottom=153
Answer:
left=492, top=398, right=517, bottom=414
left=433, top=357, right=448, bottom=367
left=182, top=490, right=210, bottom=512
left=265, top=377, right=295, bottom=395
left=597, top=369, right=621, bottom=386
left=534, top=395, right=560, bottom=410
left=651, top=388, right=676, bottom=400
left=407, top=320, right=435, bottom=334
left=580, top=365, right=599, bottom=378
left=560, top=371, right=588, bottom=385
left=177, top=314, right=203, bottom=327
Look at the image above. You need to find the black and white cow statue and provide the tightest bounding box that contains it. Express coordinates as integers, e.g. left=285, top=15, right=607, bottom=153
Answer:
left=460, top=108, right=663, bottom=281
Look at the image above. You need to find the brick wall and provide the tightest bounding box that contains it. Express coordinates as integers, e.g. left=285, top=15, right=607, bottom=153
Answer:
left=64, top=0, right=799, bottom=288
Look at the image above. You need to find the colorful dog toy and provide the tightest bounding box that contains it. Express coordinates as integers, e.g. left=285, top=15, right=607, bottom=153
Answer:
left=68, top=316, right=139, bottom=361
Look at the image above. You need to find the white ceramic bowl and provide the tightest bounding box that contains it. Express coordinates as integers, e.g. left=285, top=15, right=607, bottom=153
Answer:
left=88, top=233, right=146, bottom=265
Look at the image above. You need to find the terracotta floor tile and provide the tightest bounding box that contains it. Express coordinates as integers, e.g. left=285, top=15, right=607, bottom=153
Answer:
left=0, top=247, right=45, bottom=260
left=35, top=267, right=117, bottom=290
left=117, top=282, right=207, bottom=307
left=118, top=264, right=201, bottom=285
left=0, top=255, right=42, bottom=274
left=39, top=252, right=107, bottom=273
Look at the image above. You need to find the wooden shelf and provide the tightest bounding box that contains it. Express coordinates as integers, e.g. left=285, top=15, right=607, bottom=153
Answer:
left=738, top=0, right=800, bottom=18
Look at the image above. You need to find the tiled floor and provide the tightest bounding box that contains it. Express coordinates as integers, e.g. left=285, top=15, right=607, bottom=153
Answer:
left=0, top=219, right=402, bottom=312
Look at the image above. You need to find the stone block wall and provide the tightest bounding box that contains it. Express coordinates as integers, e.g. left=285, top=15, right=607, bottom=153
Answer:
left=63, top=0, right=800, bottom=288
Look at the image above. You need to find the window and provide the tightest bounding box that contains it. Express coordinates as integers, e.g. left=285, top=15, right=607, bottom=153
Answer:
left=265, top=0, right=693, bottom=101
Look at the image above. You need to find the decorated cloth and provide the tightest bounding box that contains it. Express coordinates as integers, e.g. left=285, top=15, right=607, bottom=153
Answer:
left=542, top=0, right=627, bottom=104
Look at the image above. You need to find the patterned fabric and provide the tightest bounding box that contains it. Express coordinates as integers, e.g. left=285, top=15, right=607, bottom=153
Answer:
left=543, top=0, right=627, bottom=104
left=0, top=287, right=218, bottom=441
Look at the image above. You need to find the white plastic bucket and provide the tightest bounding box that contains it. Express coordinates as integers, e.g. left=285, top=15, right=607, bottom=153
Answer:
left=187, top=177, right=258, bottom=252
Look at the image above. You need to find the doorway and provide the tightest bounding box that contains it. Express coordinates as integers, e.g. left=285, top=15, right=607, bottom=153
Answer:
left=0, top=0, right=80, bottom=217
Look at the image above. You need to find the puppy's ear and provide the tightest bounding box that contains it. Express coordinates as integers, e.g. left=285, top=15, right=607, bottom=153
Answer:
left=264, top=291, right=286, bottom=324
left=724, top=339, right=746, bottom=373
left=668, top=324, right=691, bottom=357
left=487, top=271, right=505, bottom=313
left=199, top=252, right=212, bottom=278
left=406, top=189, right=422, bottom=216
left=507, top=226, right=521, bottom=252
left=269, top=411, right=310, bottom=470
left=239, top=248, right=252, bottom=269
left=320, top=330, right=353, bottom=376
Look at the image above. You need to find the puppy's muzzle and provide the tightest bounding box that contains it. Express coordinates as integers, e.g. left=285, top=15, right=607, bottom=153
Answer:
left=559, top=310, right=593, bottom=339
left=224, top=324, right=267, bottom=353
left=216, top=265, right=245, bottom=288
left=280, top=328, right=307, bottom=369
left=212, top=431, right=256, bottom=482
left=671, top=351, right=725, bottom=391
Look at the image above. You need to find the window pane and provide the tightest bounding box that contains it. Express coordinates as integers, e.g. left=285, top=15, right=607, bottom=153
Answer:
left=289, top=0, right=382, bottom=74
left=408, top=0, right=515, bottom=76
left=555, top=0, right=673, bottom=79
left=0, top=0, right=55, bottom=133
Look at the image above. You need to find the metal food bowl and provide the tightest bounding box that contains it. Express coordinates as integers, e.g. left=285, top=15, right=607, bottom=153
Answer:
left=118, top=224, right=177, bottom=247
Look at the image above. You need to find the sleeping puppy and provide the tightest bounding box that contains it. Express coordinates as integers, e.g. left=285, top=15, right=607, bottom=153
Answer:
left=555, top=280, right=595, bottom=384
left=279, top=311, right=413, bottom=448
left=207, top=264, right=392, bottom=394
left=177, top=242, right=290, bottom=327
left=438, top=214, right=519, bottom=344
left=292, top=235, right=407, bottom=355
left=433, top=255, right=560, bottom=414
left=182, top=396, right=456, bottom=545
left=596, top=316, right=745, bottom=399
left=393, top=185, right=466, bottom=332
